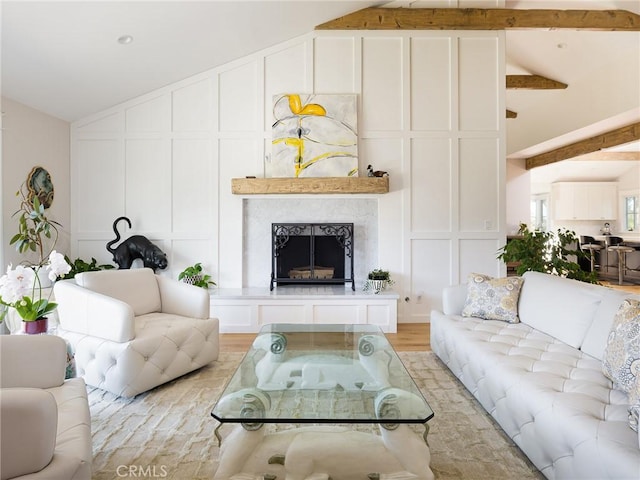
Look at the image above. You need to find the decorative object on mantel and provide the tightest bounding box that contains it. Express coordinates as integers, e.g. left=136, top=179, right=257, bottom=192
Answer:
left=497, top=223, right=598, bottom=284
left=367, top=164, right=389, bottom=177
left=231, top=176, right=389, bottom=195
left=0, top=180, right=71, bottom=333
left=364, top=268, right=395, bottom=294
left=106, top=216, right=168, bottom=271
left=178, top=263, right=216, bottom=289
left=270, top=93, right=358, bottom=178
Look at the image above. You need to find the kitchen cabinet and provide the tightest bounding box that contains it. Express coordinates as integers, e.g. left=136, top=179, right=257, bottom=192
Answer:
left=552, top=182, right=617, bottom=220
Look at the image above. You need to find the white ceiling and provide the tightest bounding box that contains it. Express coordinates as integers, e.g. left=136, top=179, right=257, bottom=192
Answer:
left=1, top=0, right=381, bottom=122
left=1, top=0, right=639, bottom=185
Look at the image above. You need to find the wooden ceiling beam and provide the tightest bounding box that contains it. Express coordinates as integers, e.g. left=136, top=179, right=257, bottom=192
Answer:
left=507, top=75, right=568, bottom=90
left=506, top=110, right=518, bottom=118
left=569, top=151, right=640, bottom=161
left=315, top=7, right=640, bottom=31
left=525, top=122, right=640, bottom=169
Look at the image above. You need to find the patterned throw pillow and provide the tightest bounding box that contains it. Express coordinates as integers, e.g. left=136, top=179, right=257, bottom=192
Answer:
left=461, top=273, right=524, bottom=323
left=602, top=299, right=640, bottom=432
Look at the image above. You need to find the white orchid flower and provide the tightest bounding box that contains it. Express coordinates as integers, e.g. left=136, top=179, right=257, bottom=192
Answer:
left=47, top=250, right=71, bottom=281
left=0, top=264, right=35, bottom=304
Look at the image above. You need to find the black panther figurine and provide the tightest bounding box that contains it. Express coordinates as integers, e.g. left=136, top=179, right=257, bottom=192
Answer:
left=106, top=216, right=168, bottom=271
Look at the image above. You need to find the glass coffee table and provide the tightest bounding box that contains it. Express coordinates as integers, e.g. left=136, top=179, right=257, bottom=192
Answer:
left=211, top=324, right=434, bottom=480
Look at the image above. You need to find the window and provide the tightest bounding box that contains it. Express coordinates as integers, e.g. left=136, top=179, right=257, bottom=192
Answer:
left=530, top=195, right=548, bottom=231
left=624, top=194, right=639, bottom=232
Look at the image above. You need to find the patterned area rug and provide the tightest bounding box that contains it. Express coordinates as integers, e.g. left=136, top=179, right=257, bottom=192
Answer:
left=89, top=351, right=544, bottom=480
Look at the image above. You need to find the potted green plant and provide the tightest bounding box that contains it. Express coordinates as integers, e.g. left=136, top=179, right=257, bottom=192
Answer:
left=63, top=256, right=114, bottom=279
left=497, top=223, right=598, bottom=284
left=178, top=263, right=216, bottom=289
left=0, top=183, right=71, bottom=333
left=364, top=268, right=395, bottom=294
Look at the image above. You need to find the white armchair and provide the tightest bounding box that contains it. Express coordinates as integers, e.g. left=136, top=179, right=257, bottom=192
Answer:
left=54, top=267, right=219, bottom=398
left=0, top=335, right=92, bottom=480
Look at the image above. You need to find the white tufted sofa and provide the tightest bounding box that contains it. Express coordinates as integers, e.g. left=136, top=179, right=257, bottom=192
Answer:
left=431, top=271, right=640, bottom=480
left=54, top=268, right=219, bottom=398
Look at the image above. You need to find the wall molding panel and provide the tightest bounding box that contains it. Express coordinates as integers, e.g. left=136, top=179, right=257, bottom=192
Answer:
left=71, top=30, right=506, bottom=324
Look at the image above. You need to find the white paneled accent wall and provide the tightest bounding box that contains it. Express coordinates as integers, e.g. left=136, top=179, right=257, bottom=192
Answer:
left=71, top=30, right=505, bottom=324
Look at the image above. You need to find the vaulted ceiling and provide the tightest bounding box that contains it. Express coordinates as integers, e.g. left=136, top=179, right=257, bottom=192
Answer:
left=2, top=0, right=639, bottom=184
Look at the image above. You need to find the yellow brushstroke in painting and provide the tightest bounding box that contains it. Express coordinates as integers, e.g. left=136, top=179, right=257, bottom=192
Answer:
left=273, top=94, right=354, bottom=177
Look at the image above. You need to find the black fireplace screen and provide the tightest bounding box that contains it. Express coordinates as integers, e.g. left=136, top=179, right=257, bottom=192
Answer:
left=271, top=223, right=354, bottom=290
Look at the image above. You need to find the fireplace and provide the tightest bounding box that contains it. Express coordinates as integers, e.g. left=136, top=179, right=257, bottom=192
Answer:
left=271, top=223, right=355, bottom=290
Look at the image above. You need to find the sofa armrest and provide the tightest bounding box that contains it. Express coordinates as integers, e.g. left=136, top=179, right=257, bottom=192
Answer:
left=157, top=275, right=210, bottom=319
left=0, top=336, right=66, bottom=388
left=54, top=280, right=135, bottom=342
left=0, top=388, right=58, bottom=480
left=442, top=283, right=468, bottom=315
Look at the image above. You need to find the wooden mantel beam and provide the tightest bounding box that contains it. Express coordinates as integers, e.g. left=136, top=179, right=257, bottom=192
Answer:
left=507, top=75, right=568, bottom=90
left=525, top=122, right=640, bottom=169
left=316, top=8, right=640, bottom=31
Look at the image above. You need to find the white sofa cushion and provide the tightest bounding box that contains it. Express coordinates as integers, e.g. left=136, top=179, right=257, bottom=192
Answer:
left=582, top=290, right=640, bottom=361
left=0, top=334, right=66, bottom=389
left=0, top=388, right=58, bottom=480
left=462, top=273, right=523, bottom=323
left=518, top=271, right=602, bottom=349
left=75, top=268, right=161, bottom=316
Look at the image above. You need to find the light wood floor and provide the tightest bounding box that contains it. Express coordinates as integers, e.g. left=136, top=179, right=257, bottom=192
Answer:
left=219, top=323, right=430, bottom=353
left=218, top=282, right=640, bottom=354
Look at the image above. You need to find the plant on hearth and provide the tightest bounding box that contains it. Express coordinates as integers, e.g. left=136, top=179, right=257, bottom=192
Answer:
left=178, top=263, right=216, bottom=289
left=497, top=223, right=598, bottom=284
left=367, top=268, right=393, bottom=282
left=0, top=183, right=71, bottom=325
left=364, top=268, right=395, bottom=294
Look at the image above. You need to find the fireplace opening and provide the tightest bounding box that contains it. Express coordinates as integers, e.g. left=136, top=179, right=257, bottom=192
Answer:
left=271, top=223, right=354, bottom=291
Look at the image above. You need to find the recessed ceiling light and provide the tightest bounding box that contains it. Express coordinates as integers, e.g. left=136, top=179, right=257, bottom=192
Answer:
left=118, top=35, right=134, bottom=45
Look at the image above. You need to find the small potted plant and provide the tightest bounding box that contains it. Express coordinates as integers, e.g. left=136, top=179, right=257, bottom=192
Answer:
left=178, top=263, right=216, bottom=289
left=364, top=268, right=394, bottom=294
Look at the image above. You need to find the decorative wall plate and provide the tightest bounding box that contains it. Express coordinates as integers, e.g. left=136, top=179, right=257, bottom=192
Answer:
left=27, top=166, right=54, bottom=209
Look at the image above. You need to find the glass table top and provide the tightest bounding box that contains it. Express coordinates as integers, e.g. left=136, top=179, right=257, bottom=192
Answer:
left=211, top=324, right=433, bottom=425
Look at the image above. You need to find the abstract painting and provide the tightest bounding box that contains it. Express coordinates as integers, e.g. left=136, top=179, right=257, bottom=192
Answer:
left=269, top=94, right=358, bottom=178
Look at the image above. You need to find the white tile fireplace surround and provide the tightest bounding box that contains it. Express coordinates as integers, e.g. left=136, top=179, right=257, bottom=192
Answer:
left=209, top=197, right=399, bottom=333
left=243, top=198, right=378, bottom=288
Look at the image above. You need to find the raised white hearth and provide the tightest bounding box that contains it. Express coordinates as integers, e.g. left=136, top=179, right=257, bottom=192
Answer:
left=210, top=286, right=399, bottom=333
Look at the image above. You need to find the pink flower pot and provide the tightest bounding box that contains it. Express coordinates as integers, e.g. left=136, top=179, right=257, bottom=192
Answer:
left=23, top=317, right=48, bottom=334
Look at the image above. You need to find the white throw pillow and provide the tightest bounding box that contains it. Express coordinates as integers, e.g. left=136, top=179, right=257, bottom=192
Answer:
left=602, top=298, right=640, bottom=432
left=518, top=271, right=602, bottom=349
left=461, top=273, right=524, bottom=323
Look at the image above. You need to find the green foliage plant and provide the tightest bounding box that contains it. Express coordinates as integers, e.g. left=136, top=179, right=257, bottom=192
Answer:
left=367, top=268, right=393, bottom=282
left=10, top=185, right=61, bottom=268
left=497, top=223, right=598, bottom=284
left=178, top=263, right=216, bottom=289
left=63, top=256, right=114, bottom=279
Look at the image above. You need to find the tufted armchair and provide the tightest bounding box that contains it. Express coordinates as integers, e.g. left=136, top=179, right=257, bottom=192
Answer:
left=54, top=268, right=219, bottom=398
